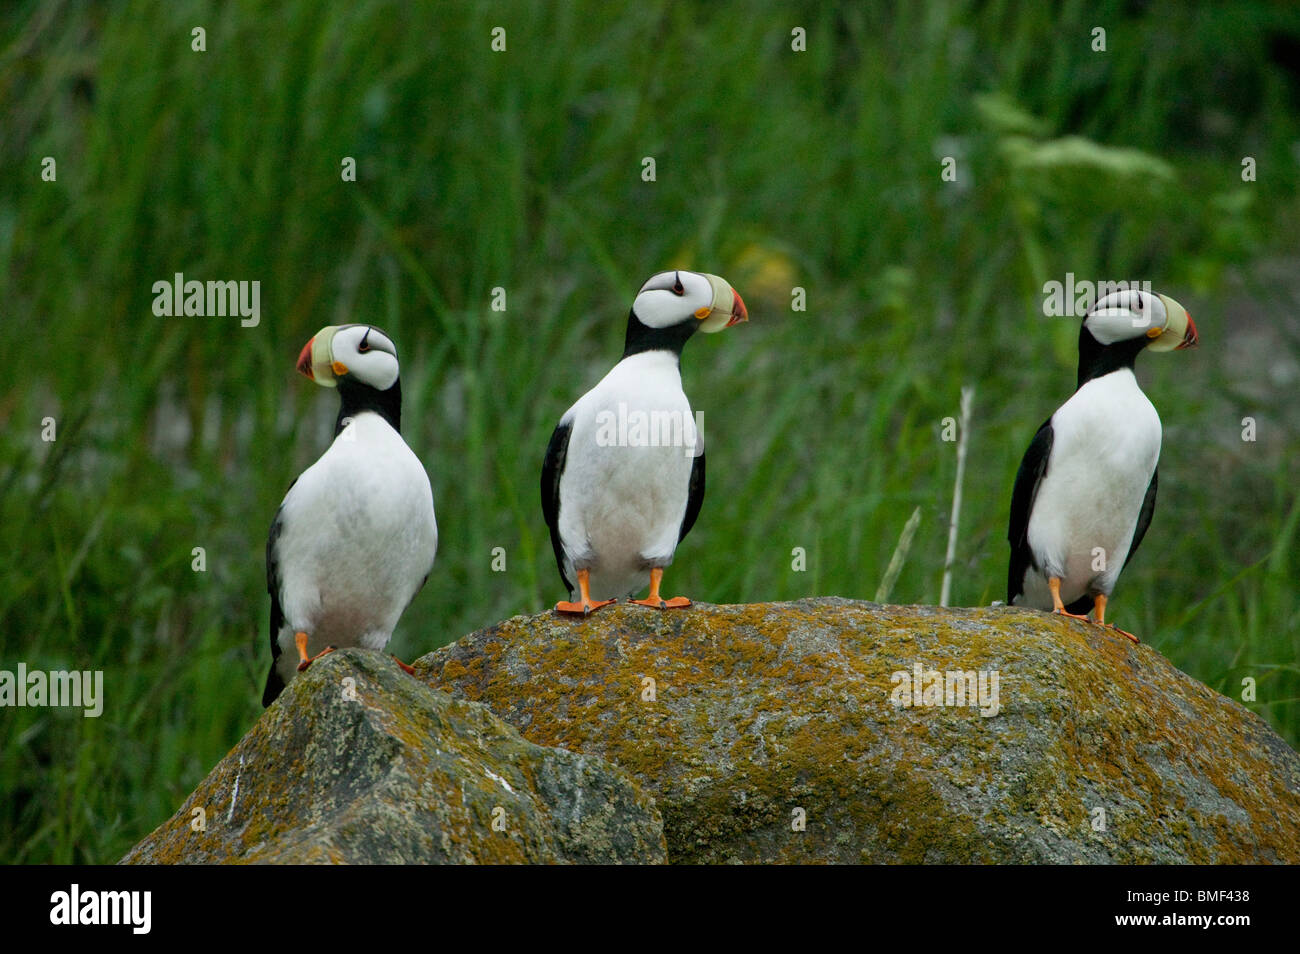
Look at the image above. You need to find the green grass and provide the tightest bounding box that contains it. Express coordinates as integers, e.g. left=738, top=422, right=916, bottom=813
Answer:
left=2, top=0, right=1298, bottom=863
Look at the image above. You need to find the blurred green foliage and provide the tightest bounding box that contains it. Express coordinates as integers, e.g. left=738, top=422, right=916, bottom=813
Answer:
left=1, top=1, right=1298, bottom=862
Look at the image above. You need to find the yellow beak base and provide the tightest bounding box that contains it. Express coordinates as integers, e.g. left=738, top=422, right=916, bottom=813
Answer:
left=310, top=326, right=341, bottom=386
left=1147, top=295, right=1193, bottom=352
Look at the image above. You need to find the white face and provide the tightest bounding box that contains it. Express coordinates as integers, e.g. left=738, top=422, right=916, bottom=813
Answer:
left=632, top=271, right=715, bottom=329
left=311, top=324, right=400, bottom=391
left=1084, top=290, right=1171, bottom=346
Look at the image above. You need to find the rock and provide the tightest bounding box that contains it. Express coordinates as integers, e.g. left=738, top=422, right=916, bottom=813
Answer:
left=122, top=649, right=664, bottom=864
left=419, top=598, right=1300, bottom=864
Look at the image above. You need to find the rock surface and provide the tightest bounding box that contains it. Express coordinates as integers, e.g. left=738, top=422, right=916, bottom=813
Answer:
left=122, top=649, right=665, bottom=864
left=420, top=598, right=1300, bottom=864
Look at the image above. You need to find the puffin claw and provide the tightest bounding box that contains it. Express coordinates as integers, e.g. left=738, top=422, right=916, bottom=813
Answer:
left=1106, top=624, right=1140, bottom=644
left=1051, top=608, right=1091, bottom=622
left=295, top=644, right=337, bottom=672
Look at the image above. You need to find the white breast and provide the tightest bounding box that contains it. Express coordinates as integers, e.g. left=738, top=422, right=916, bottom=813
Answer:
left=274, top=412, right=437, bottom=677
left=556, top=351, right=699, bottom=599
left=1021, top=370, right=1160, bottom=607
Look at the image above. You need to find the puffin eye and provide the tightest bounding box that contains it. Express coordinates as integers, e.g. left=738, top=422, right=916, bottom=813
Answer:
left=358, top=329, right=371, bottom=353
left=672, top=272, right=684, bottom=296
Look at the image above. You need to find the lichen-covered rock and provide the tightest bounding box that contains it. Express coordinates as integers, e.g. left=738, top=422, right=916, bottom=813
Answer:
left=419, top=598, right=1300, bottom=864
left=122, top=649, right=664, bottom=864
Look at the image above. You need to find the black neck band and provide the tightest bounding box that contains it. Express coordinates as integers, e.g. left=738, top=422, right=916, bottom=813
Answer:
left=336, top=376, right=401, bottom=435
left=1076, top=327, right=1147, bottom=389
left=622, top=309, right=697, bottom=360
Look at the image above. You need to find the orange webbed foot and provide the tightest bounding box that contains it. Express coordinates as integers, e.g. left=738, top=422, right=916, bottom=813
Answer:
left=555, top=597, right=617, bottom=615
left=295, top=631, right=337, bottom=672
left=1047, top=578, right=1093, bottom=624
left=629, top=568, right=691, bottom=610
left=629, top=595, right=691, bottom=609
left=555, top=569, right=616, bottom=615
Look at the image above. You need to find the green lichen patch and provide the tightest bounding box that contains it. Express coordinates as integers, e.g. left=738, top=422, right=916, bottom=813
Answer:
left=423, top=599, right=1300, bottom=864
left=121, top=650, right=665, bottom=865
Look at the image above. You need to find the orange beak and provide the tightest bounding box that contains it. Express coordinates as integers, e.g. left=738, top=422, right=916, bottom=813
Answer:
left=296, top=337, right=315, bottom=378
left=1176, top=313, right=1198, bottom=349
left=727, top=289, right=748, bottom=327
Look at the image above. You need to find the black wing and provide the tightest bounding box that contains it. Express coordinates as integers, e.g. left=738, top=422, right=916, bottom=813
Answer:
left=1122, top=467, right=1157, bottom=571
left=678, top=442, right=705, bottom=544
left=1006, top=417, right=1054, bottom=604
left=540, top=418, right=573, bottom=593
left=261, top=486, right=294, bottom=707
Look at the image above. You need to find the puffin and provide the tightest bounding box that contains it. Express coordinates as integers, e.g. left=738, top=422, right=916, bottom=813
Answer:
left=1007, top=289, right=1198, bottom=641
left=262, top=324, right=438, bottom=706
left=541, top=270, right=748, bottom=614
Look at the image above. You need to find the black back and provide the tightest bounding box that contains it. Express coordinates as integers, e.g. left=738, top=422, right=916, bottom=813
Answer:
left=1007, top=417, right=1053, bottom=604
left=679, top=443, right=706, bottom=545
left=1123, top=468, right=1158, bottom=571
left=540, top=419, right=574, bottom=593
left=262, top=490, right=293, bottom=707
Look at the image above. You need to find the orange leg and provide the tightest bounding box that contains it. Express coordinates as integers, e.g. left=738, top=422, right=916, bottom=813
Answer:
left=629, top=567, right=691, bottom=610
left=295, top=631, right=337, bottom=672
left=556, top=568, right=617, bottom=615
left=1048, top=578, right=1091, bottom=621
left=392, top=656, right=418, bottom=675
left=1093, top=594, right=1139, bottom=644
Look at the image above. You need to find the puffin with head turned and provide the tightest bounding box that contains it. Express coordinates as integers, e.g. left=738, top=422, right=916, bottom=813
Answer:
left=541, top=270, right=748, bottom=614
left=262, top=324, right=438, bottom=706
left=1007, top=288, right=1198, bottom=641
